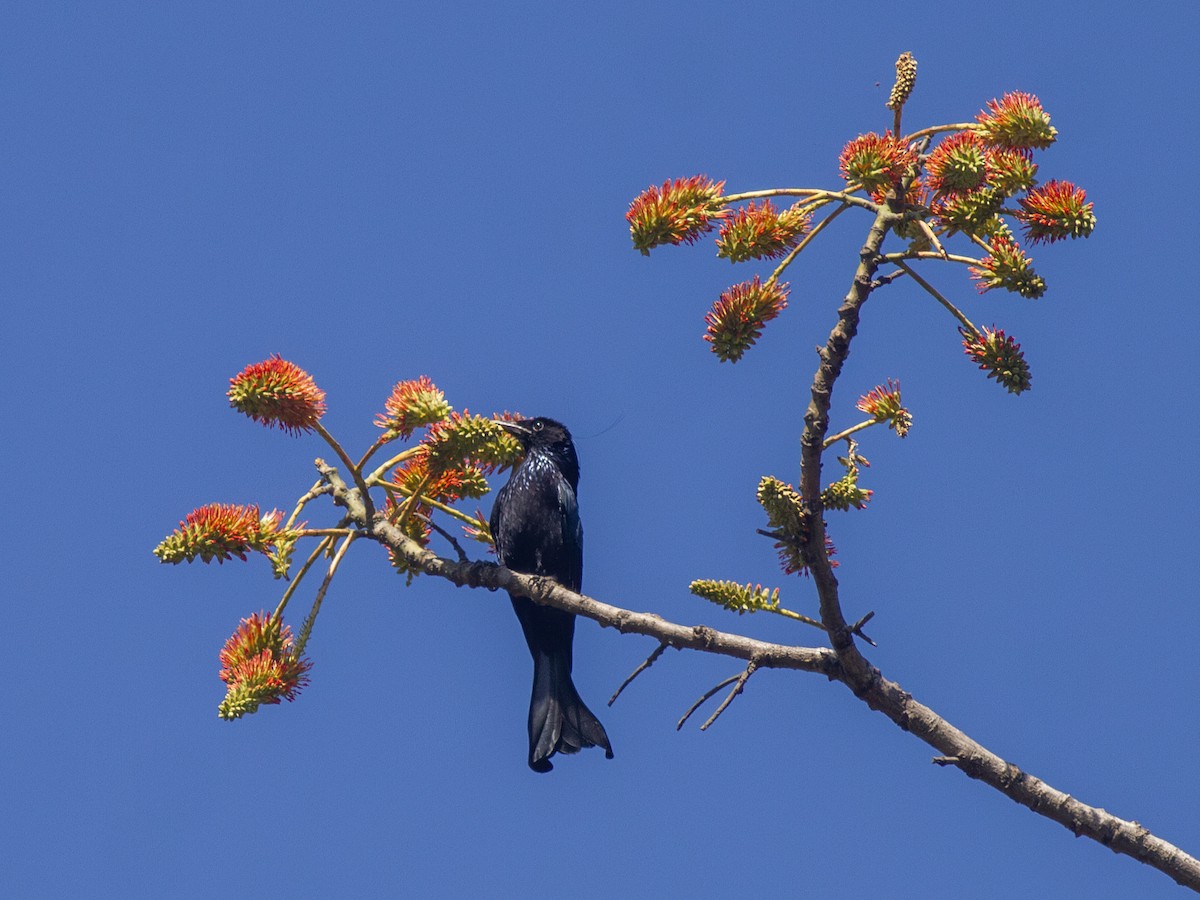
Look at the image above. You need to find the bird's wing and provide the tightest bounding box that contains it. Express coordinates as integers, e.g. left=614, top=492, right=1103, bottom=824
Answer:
left=556, top=476, right=583, bottom=591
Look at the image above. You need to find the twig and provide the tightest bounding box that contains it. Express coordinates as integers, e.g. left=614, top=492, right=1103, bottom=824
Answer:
left=314, top=422, right=374, bottom=519
left=892, top=259, right=980, bottom=335
left=609, top=642, right=669, bottom=707
left=272, top=534, right=335, bottom=620
left=294, top=531, right=356, bottom=657
left=423, top=513, right=469, bottom=563
left=823, top=418, right=878, bottom=449
left=677, top=674, right=740, bottom=731
left=766, top=202, right=852, bottom=288
left=700, top=659, right=758, bottom=731
left=285, top=480, right=333, bottom=531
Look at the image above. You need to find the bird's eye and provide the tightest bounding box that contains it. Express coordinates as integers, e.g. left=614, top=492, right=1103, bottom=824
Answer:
left=532, top=420, right=544, bottom=432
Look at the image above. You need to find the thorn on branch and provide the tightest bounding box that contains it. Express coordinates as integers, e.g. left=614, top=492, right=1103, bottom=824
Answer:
left=850, top=610, right=878, bottom=647
left=932, top=756, right=960, bottom=767
left=609, top=641, right=669, bottom=707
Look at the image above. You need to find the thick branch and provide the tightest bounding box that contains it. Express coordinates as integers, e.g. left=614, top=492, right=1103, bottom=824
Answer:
left=316, top=458, right=1200, bottom=889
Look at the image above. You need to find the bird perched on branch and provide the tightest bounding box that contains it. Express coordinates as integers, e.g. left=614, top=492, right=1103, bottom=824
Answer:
left=491, top=417, right=613, bottom=773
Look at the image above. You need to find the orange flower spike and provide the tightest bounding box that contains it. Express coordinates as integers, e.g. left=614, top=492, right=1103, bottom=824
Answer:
left=704, top=277, right=789, bottom=363
left=626, top=175, right=728, bottom=255
left=228, top=355, right=326, bottom=435
left=153, top=503, right=283, bottom=564
left=375, top=376, right=452, bottom=438
left=975, top=91, right=1057, bottom=151
left=838, top=132, right=917, bottom=195
left=1017, top=180, right=1096, bottom=244
left=716, top=201, right=811, bottom=263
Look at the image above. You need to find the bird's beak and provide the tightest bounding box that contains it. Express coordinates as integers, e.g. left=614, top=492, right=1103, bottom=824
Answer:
left=496, top=419, right=531, bottom=437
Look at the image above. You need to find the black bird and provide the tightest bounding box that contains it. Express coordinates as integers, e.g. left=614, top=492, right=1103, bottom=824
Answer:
left=491, top=417, right=613, bottom=773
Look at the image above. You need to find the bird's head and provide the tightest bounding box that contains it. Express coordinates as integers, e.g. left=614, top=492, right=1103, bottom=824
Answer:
left=497, top=417, right=580, bottom=484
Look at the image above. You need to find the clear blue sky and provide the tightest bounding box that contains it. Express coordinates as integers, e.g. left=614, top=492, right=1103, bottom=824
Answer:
left=3, top=3, right=1196, bottom=898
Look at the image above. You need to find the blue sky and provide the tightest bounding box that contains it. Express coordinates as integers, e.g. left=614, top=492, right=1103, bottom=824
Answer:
left=3, top=3, right=1197, bottom=897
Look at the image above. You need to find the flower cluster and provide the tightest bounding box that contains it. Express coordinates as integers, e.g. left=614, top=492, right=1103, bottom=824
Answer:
left=986, top=147, right=1039, bottom=195
left=689, top=579, right=781, bottom=615
left=822, top=470, right=873, bottom=512
left=756, top=476, right=837, bottom=575
left=925, top=132, right=989, bottom=194
left=822, top=445, right=873, bottom=512
left=974, top=91, right=1058, bottom=151
left=931, top=186, right=1005, bottom=237
left=391, top=455, right=490, bottom=504
left=970, top=235, right=1046, bottom=298
left=626, top=175, right=728, bottom=255
left=716, top=201, right=811, bottom=263
left=154, top=503, right=284, bottom=565
left=838, top=132, right=917, bottom=195
left=856, top=380, right=912, bottom=437
left=376, top=376, right=452, bottom=439
left=217, top=612, right=311, bottom=720
left=423, top=411, right=523, bottom=475
left=961, top=326, right=1031, bottom=394
left=1017, top=180, right=1096, bottom=244
left=228, top=355, right=326, bottom=435
left=703, top=276, right=789, bottom=363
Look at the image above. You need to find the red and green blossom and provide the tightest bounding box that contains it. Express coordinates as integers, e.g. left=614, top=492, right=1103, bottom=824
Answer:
left=838, top=132, right=917, bottom=194
left=975, top=91, right=1057, bottom=151
left=390, top=455, right=490, bottom=504
left=703, top=277, right=789, bottom=363
left=1017, top=180, right=1096, bottom=244
left=970, top=235, right=1046, bottom=298
left=626, top=175, right=729, bottom=255
left=925, top=132, right=989, bottom=194
left=422, top=411, right=523, bottom=474
left=228, top=355, right=326, bottom=435
left=931, top=187, right=1005, bottom=237
left=856, top=380, right=912, bottom=437
left=376, top=376, right=452, bottom=438
left=756, top=476, right=838, bottom=576
left=822, top=473, right=873, bottom=511
left=217, top=612, right=311, bottom=720
left=716, top=200, right=812, bottom=262
left=961, top=326, right=1032, bottom=394
left=154, top=503, right=283, bottom=564
left=985, top=147, right=1039, bottom=195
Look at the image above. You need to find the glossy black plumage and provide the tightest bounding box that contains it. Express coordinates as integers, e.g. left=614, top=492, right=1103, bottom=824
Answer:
left=490, top=417, right=612, bottom=773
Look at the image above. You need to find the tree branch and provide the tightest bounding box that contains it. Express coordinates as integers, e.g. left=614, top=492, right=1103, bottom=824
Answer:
left=315, top=458, right=1200, bottom=890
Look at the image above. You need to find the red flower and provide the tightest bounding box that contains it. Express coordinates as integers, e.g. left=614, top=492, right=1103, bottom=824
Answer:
left=975, top=91, right=1057, bottom=151
left=217, top=612, right=311, bottom=720
left=390, top=455, right=490, bottom=503
left=153, top=503, right=283, bottom=564
left=969, top=235, right=1046, bottom=298
left=626, top=175, right=728, bottom=255
left=931, top=187, right=1004, bottom=237
left=925, top=132, right=989, bottom=194
left=856, top=379, right=912, bottom=437
left=228, top=355, right=326, bottom=435
left=838, top=132, right=917, bottom=194
left=703, top=277, right=789, bottom=363
left=1017, top=180, right=1096, bottom=244
left=961, top=326, right=1031, bottom=394
left=985, top=147, right=1038, bottom=195
left=375, top=376, right=452, bottom=438
left=716, top=200, right=811, bottom=263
